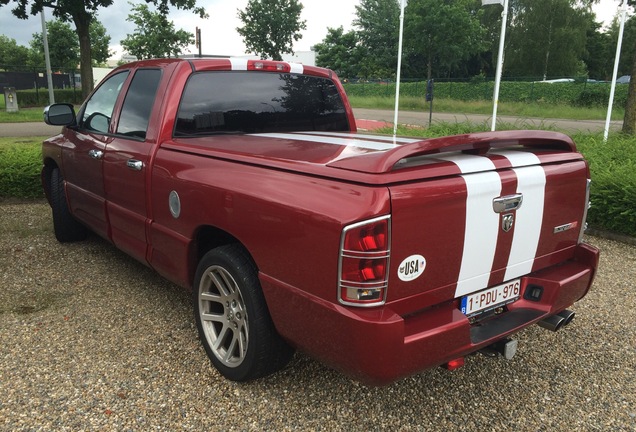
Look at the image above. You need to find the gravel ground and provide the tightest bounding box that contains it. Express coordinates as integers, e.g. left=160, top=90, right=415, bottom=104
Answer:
left=1, top=201, right=635, bottom=431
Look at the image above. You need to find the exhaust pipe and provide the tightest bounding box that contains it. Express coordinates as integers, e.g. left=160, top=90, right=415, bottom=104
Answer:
left=538, top=309, right=576, bottom=332
left=538, top=314, right=566, bottom=332
left=557, top=309, right=576, bottom=326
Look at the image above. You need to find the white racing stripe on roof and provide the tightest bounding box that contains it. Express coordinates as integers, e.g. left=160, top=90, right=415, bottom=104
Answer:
left=229, top=58, right=248, bottom=70
left=289, top=63, right=304, bottom=74
left=250, top=133, right=398, bottom=151
left=304, top=131, right=421, bottom=144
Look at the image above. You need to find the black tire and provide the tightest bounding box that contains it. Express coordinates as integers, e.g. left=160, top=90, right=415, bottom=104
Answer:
left=193, top=244, right=294, bottom=381
left=50, top=168, right=88, bottom=242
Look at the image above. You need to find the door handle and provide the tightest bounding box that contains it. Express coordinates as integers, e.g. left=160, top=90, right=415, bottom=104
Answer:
left=88, top=149, right=103, bottom=159
left=127, top=159, right=143, bottom=171
left=493, top=193, right=523, bottom=213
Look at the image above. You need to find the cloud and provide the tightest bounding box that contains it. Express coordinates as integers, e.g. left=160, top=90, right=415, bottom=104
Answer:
left=1, top=0, right=359, bottom=60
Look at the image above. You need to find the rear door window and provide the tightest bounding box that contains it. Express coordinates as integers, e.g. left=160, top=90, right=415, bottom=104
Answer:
left=175, top=71, right=349, bottom=136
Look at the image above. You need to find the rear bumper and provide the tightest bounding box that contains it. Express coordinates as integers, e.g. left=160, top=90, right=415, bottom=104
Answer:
left=261, top=243, right=599, bottom=386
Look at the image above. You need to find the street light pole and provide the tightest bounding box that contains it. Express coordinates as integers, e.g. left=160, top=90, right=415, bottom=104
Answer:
left=483, top=0, right=508, bottom=131
left=604, top=0, right=628, bottom=142
left=393, top=0, right=407, bottom=137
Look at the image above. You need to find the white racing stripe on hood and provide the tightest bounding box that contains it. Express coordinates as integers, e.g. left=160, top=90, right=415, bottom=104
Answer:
left=249, top=133, right=399, bottom=151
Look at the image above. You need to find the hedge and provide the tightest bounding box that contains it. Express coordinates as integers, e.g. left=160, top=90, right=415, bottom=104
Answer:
left=14, top=89, right=84, bottom=107
left=344, top=80, right=629, bottom=108
left=1, top=132, right=634, bottom=238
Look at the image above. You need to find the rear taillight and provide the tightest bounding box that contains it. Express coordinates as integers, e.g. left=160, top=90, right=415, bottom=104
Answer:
left=338, top=216, right=391, bottom=307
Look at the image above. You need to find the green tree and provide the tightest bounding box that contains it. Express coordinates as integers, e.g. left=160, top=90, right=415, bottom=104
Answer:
left=121, top=3, right=194, bottom=60
left=506, top=0, right=591, bottom=79
left=353, top=0, right=400, bottom=78
left=314, top=27, right=365, bottom=79
left=1, top=0, right=206, bottom=99
left=405, top=0, right=486, bottom=80
left=237, top=0, right=307, bottom=61
left=30, top=20, right=79, bottom=70
left=30, top=19, right=111, bottom=69
left=0, top=35, right=33, bottom=70
left=621, top=2, right=636, bottom=133
left=584, top=19, right=612, bottom=80
left=90, top=20, right=112, bottom=66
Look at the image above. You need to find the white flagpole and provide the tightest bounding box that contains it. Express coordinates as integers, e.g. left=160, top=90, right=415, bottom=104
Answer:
left=489, top=0, right=508, bottom=131
left=393, top=0, right=407, bottom=137
left=604, top=0, right=628, bottom=142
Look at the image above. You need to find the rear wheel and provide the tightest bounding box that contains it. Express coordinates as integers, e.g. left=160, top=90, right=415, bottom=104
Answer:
left=50, top=168, right=88, bottom=242
left=193, top=244, right=294, bottom=381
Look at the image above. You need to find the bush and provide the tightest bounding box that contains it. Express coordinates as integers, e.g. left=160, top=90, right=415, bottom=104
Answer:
left=344, top=80, right=629, bottom=107
left=0, top=140, right=44, bottom=199
left=573, top=133, right=636, bottom=237
left=15, top=89, right=84, bottom=107
left=1, top=131, right=634, bottom=238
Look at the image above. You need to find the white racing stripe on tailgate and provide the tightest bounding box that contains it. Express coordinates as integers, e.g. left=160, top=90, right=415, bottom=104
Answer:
left=249, top=133, right=398, bottom=151
left=449, top=154, right=501, bottom=298
left=454, top=171, right=502, bottom=297
left=504, top=165, right=546, bottom=281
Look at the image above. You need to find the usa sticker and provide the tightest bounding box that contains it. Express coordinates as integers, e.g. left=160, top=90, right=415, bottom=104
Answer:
left=398, top=255, right=427, bottom=282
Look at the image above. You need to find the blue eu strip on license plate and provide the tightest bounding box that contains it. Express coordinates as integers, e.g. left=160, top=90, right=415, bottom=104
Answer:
left=460, top=279, right=521, bottom=317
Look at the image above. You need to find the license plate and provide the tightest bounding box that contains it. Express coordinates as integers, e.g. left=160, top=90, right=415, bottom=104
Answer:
left=460, top=279, right=521, bottom=317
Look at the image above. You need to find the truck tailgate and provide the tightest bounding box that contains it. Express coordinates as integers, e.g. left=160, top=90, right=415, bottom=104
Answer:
left=387, top=147, right=589, bottom=308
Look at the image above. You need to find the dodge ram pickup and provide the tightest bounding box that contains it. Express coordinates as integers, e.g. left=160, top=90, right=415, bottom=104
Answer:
left=42, top=58, right=599, bottom=385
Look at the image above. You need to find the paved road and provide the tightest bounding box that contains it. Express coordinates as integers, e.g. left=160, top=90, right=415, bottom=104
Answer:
left=0, top=108, right=622, bottom=137
left=0, top=122, right=62, bottom=137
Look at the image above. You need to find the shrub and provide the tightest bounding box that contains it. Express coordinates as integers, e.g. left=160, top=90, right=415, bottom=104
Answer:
left=0, top=140, right=44, bottom=199
left=14, top=89, right=84, bottom=107
left=344, top=81, right=629, bottom=107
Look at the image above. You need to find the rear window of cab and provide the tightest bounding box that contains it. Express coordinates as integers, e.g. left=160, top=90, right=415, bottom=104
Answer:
left=174, top=71, right=349, bottom=136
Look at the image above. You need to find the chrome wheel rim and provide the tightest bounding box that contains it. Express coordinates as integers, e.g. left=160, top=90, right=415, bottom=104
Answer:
left=198, top=265, right=248, bottom=367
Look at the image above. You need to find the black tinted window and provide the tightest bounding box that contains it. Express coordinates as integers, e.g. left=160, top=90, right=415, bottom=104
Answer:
left=175, top=71, right=349, bottom=136
left=117, top=69, right=162, bottom=138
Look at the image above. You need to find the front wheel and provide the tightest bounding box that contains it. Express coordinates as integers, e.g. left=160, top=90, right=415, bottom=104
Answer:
left=50, top=167, right=88, bottom=242
left=193, top=244, right=294, bottom=381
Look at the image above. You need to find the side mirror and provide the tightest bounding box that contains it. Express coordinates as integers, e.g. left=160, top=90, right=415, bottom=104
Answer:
left=43, top=103, right=77, bottom=126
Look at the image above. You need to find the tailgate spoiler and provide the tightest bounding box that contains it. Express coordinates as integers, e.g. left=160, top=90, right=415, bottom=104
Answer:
left=327, top=130, right=577, bottom=174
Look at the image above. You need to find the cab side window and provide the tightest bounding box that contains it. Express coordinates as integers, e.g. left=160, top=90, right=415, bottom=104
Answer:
left=117, top=69, right=162, bottom=139
left=81, top=71, right=129, bottom=134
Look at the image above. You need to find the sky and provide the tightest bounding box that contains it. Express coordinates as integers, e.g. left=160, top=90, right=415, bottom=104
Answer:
left=0, top=0, right=629, bottom=61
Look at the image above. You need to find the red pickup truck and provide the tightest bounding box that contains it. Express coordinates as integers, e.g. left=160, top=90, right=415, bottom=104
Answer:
left=42, top=58, right=599, bottom=385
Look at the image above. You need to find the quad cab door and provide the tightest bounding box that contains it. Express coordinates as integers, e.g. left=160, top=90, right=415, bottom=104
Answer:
left=61, top=71, right=130, bottom=239
left=103, top=68, right=163, bottom=263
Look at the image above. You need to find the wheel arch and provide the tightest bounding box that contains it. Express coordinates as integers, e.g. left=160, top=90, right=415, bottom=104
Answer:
left=191, top=225, right=258, bottom=284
